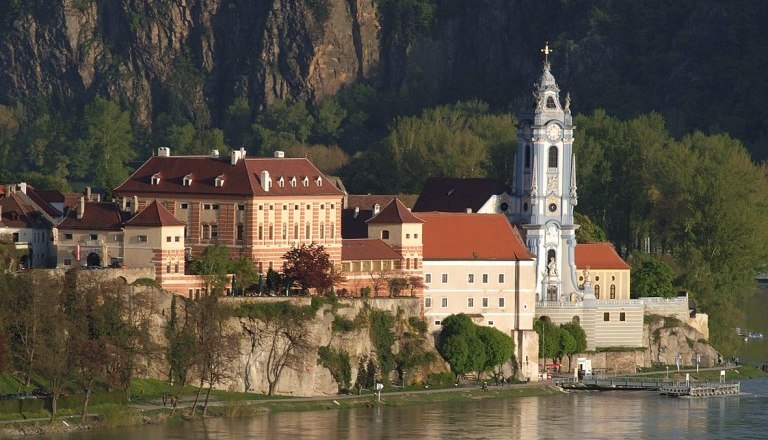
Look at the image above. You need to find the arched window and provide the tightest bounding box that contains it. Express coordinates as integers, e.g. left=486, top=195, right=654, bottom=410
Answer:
left=548, top=146, right=558, bottom=168
left=547, top=249, right=556, bottom=263
left=610, top=284, right=616, bottom=299
left=546, top=97, right=556, bottom=109
left=525, top=145, right=531, bottom=168
left=319, top=223, right=325, bottom=239
left=595, top=284, right=600, bottom=299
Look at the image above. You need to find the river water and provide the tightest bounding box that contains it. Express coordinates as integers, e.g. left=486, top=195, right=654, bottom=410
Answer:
left=45, top=378, right=768, bottom=440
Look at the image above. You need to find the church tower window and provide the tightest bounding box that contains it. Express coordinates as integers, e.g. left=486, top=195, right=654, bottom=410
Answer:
left=548, top=146, right=558, bottom=168
left=595, top=284, right=601, bottom=299
left=546, top=97, right=556, bottom=109
left=525, top=145, right=531, bottom=168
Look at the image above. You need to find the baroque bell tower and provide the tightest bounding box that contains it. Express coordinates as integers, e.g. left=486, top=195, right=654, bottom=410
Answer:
left=510, top=43, right=581, bottom=302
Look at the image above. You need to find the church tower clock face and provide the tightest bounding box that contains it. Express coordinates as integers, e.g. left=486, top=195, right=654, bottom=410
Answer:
left=546, top=123, right=562, bottom=141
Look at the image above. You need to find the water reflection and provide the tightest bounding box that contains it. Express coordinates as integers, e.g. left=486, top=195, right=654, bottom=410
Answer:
left=45, top=379, right=768, bottom=440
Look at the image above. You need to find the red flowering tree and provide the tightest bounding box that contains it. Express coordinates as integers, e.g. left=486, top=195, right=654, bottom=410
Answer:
left=282, top=243, right=334, bottom=295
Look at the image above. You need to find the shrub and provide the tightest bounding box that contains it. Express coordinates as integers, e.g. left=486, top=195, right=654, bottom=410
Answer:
left=318, top=346, right=352, bottom=392
left=408, top=316, right=428, bottom=334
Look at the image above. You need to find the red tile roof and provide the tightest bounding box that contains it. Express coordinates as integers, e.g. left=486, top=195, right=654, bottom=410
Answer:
left=366, top=198, right=424, bottom=224
left=347, top=194, right=417, bottom=210
left=342, top=239, right=403, bottom=261
left=25, top=187, right=61, bottom=217
left=59, top=202, right=129, bottom=231
left=419, top=212, right=534, bottom=260
left=413, top=177, right=508, bottom=213
left=114, top=155, right=344, bottom=197
left=575, top=243, right=631, bottom=270
left=0, top=193, right=50, bottom=229
left=125, top=201, right=185, bottom=227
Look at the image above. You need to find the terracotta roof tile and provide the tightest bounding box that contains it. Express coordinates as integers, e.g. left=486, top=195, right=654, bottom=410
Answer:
left=347, top=194, right=417, bottom=210
left=413, top=177, right=508, bottom=213
left=0, top=193, right=50, bottom=229
left=59, top=202, right=129, bottom=231
left=342, top=239, right=403, bottom=261
left=575, top=243, right=631, bottom=270
left=24, top=186, right=61, bottom=217
left=125, top=200, right=185, bottom=227
left=419, top=212, right=534, bottom=260
left=366, top=199, right=424, bottom=224
left=114, top=155, right=344, bottom=197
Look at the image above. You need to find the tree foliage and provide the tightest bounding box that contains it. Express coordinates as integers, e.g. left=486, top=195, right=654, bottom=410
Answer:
left=282, top=243, right=335, bottom=295
left=630, top=254, right=677, bottom=298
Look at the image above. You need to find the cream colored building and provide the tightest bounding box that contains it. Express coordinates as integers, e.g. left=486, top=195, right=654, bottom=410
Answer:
left=419, top=212, right=539, bottom=380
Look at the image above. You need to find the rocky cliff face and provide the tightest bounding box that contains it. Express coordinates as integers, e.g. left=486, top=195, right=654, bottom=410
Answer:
left=0, top=0, right=380, bottom=126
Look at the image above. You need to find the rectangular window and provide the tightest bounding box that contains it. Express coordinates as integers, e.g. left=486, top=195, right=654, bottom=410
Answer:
left=237, top=204, right=245, bottom=211
left=259, top=205, right=264, bottom=211
left=212, top=204, right=219, bottom=210
left=211, top=224, right=218, bottom=239
left=180, top=203, right=189, bottom=210
left=166, top=236, right=172, bottom=242
left=174, top=263, right=179, bottom=273
left=499, top=298, right=505, bottom=308
left=467, top=297, right=474, bottom=308
left=138, top=235, right=148, bottom=243
left=237, top=224, right=244, bottom=241
left=482, top=297, right=489, bottom=308
left=269, top=225, right=274, bottom=240
left=482, top=273, right=489, bottom=284
left=434, top=320, right=441, bottom=326
left=64, top=233, right=73, bottom=240
left=468, top=274, right=474, bottom=284
left=441, top=274, right=448, bottom=283
left=406, top=258, right=410, bottom=269
left=175, top=236, right=180, bottom=242
left=620, top=312, right=626, bottom=322
left=64, top=258, right=72, bottom=266
left=441, top=298, right=448, bottom=308
left=425, top=274, right=432, bottom=284
left=406, top=233, right=410, bottom=239
left=258, top=226, right=263, bottom=240
left=202, top=225, right=210, bottom=240
left=90, top=234, right=98, bottom=240
left=203, top=203, right=212, bottom=210
left=488, top=320, right=494, bottom=326
left=498, top=274, right=505, bottom=283
left=604, top=312, right=610, bottom=322
left=166, top=264, right=171, bottom=274
left=425, top=298, right=432, bottom=308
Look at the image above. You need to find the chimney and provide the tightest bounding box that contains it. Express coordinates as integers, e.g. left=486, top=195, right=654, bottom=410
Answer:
left=95, top=193, right=101, bottom=202
left=354, top=206, right=360, bottom=219
left=158, top=147, right=170, bottom=157
left=373, top=204, right=381, bottom=215
left=78, top=197, right=85, bottom=219
left=211, top=149, right=220, bottom=158
left=465, top=208, right=473, bottom=213
left=231, top=149, right=242, bottom=165
left=18, top=182, right=27, bottom=194
left=274, top=150, right=285, bottom=158
left=133, top=195, right=139, bottom=214
left=260, top=170, right=271, bottom=192
left=86, top=186, right=92, bottom=201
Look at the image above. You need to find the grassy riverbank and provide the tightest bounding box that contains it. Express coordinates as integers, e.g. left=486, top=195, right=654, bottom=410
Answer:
left=0, top=381, right=561, bottom=436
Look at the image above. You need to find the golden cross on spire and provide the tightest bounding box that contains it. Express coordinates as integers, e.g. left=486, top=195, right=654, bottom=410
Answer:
left=541, top=42, right=552, bottom=64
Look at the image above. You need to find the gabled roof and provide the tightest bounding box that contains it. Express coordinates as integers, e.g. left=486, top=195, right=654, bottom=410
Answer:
left=0, top=193, right=51, bottom=229
left=342, top=239, right=403, bottom=261
left=24, top=187, right=61, bottom=217
left=347, top=194, right=417, bottom=210
left=419, top=212, right=534, bottom=261
left=114, top=154, right=344, bottom=197
left=412, top=177, right=508, bottom=213
left=575, top=243, right=631, bottom=270
left=125, top=201, right=185, bottom=227
left=366, top=198, right=424, bottom=224
left=59, top=202, right=129, bottom=231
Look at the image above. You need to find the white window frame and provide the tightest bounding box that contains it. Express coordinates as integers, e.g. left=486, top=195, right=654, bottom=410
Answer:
left=441, top=297, right=448, bottom=308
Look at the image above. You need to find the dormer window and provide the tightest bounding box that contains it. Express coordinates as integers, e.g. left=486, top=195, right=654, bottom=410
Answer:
left=183, top=174, right=193, bottom=186
left=151, top=173, right=161, bottom=185
left=302, top=176, right=309, bottom=187
left=315, top=176, right=322, bottom=186
left=278, top=177, right=285, bottom=187
left=290, top=176, right=297, bottom=187
left=214, top=175, right=225, bottom=187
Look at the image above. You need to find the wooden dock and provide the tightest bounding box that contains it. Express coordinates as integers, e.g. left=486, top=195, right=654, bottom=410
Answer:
left=659, top=381, right=740, bottom=397
left=560, top=377, right=673, bottom=391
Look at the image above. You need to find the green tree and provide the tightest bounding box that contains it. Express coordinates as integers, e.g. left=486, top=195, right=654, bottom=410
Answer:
left=630, top=254, right=676, bottom=298
left=72, top=97, right=135, bottom=191
left=476, top=325, right=515, bottom=377
left=533, top=319, right=560, bottom=365
left=252, top=99, right=314, bottom=154
left=437, top=314, right=485, bottom=381
left=188, top=244, right=232, bottom=294
left=312, top=97, right=347, bottom=143
left=223, top=97, right=254, bottom=148
left=574, top=212, right=608, bottom=243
